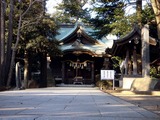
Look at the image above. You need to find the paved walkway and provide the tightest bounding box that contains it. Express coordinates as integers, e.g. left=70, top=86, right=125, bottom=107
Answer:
left=0, top=87, right=159, bottom=120
left=107, top=90, right=160, bottom=116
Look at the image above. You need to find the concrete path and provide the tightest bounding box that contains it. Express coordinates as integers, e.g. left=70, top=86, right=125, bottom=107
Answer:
left=0, top=87, right=159, bottom=120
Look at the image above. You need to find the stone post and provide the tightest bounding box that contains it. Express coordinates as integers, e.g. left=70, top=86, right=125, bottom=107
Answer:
left=141, top=24, right=150, bottom=77
left=15, top=62, right=21, bottom=89
left=133, top=46, right=138, bottom=75
left=24, top=51, right=28, bottom=88
left=47, top=56, right=53, bottom=87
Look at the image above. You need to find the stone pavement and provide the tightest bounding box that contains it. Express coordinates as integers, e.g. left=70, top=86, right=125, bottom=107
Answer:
left=0, top=87, right=160, bottom=120
left=106, top=90, right=160, bottom=116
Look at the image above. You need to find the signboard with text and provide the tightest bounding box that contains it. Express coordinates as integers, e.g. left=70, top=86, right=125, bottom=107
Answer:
left=101, top=70, right=115, bottom=80
left=101, top=70, right=115, bottom=90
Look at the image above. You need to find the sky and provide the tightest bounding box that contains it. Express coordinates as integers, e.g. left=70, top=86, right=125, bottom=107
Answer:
left=46, top=0, right=62, bottom=14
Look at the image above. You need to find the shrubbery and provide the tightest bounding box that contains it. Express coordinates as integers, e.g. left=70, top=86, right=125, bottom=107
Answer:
left=95, top=74, right=113, bottom=90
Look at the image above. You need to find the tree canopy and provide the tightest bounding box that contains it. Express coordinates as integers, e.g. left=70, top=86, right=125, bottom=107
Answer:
left=0, top=0, right=61, bottom=88
left=55, top=0, right=136, bottom=38
left=88, top=0, right=126, bottom=38
left=56, top=0, right=157, bottom=39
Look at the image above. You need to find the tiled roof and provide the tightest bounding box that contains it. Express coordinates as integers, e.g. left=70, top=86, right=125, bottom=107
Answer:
left=55, top=23, right=113, bottom=56
left=111, top=25, right=157, bottom=56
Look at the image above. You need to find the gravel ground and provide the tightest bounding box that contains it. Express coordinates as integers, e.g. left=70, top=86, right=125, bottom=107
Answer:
left=105, top=90, right=160, bottom=116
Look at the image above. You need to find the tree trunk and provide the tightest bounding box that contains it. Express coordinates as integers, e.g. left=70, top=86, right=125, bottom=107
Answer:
left=0, top=0, right=6, bottom=86
left=28, top=55, right=32, bottom=81
left=150, top=0, right=160, bottom=39
left=136, top=0, right=142, bottom=27
left=7, top=13, right=22, bottom=87
left=39, top=52, right=47, bottom=88
left=0, top=0, right=1, bottom=86
left=4, top=0, right=13, bottom=85
left=6, top=0, right=39, bottom=87
left=7, top=48, right=16, bottom=87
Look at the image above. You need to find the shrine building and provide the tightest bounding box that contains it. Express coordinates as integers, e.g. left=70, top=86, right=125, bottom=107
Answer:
left=50, top=23, right=112, bottom=85
left=111, top=25, right=157, bottom=89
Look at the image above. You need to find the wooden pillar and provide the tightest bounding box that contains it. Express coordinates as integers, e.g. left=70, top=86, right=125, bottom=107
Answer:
left=133, top=46, right=138, bottom=75
left=141, top=24, right=150, bottom=77
left=128, top=57, right=132, bottom=75
left=62, top=61, right=65, bottom=83
left=39, top=53, right=47, bottom=88
left=91, top=61, right=94, bottom=84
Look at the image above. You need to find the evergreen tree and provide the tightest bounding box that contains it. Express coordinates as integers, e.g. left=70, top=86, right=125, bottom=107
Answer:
left=55, top=0, right=90, bottom=23
left=6, top=0, right=46, bottom=87
left=23, top=16, right=61, bottom=88
left=88, top=0, right=125, bottom=38
left=0, top=0, right=61, bottom=88
left=56, top=0, right=130, bottom=38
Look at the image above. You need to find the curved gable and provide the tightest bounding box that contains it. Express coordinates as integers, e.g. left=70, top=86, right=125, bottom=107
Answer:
left=60, top=24, right=100, bottom=45
left=111, top=25, right=157, bottom=56
left=57, top=23, right=111, bottom=57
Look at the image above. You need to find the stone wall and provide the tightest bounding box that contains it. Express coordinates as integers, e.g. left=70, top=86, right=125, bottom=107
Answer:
left=131, top=77, right=159, bottom=91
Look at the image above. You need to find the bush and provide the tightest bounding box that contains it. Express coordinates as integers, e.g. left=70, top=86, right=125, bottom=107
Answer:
left=96, top=80, right=113, bottom=90
left=150, top=67, right=157, bottom=77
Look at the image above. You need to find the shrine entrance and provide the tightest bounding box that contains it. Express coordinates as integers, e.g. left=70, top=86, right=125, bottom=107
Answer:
left=63, top=59, right=94, bottom=84
left=61, top=53, right=103, bottom=85
left=51, top=52, right=104, bottom=85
